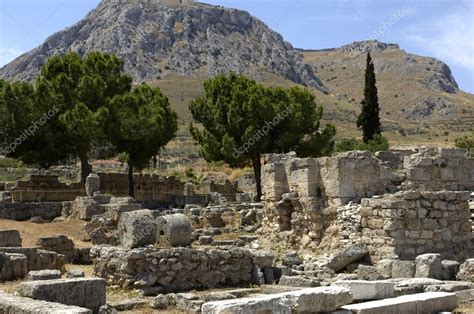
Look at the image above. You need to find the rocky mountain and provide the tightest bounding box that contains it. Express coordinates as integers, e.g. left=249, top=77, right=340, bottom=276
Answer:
left=0, top=0, right=327, bottom=93
left=0, top=1, right=472, bottom=145
left=302, top=40, right=472, bottom=124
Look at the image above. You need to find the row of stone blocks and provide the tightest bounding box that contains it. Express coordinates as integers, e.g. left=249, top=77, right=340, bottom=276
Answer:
left=200, top=284, right=458, bottom=313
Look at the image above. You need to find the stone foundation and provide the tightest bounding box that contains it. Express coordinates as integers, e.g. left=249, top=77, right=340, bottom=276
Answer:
left=91, top=246, right=274, bottom=292
left=261, top=148, right=473, bottom=259
left=359, top=190, right=471, bottom=261
left=0, top=202, right=62, bottom=221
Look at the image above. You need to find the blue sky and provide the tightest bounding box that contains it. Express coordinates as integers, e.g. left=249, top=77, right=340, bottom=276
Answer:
left=0, top=0, right=473, bottom=92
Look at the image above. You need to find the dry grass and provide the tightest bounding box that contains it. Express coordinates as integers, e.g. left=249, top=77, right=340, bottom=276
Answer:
left=0, top=219, right=90, bottom=248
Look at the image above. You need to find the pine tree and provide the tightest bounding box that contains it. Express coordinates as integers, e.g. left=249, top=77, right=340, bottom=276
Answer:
left=357, top=52, right=382, bottom=143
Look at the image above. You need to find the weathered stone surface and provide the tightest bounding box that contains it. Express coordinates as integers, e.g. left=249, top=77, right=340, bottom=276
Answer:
left=85, top=173, right=100, bottom=197
left=0, top=247, right=65, bottom=272
left=357, top=265, right=383, bottom=281
left=394, top=278, right=444, bottom=296
left=0, top=291, right=91, bottom=313
left=91, top=246, right=265, bottom=292
left=18, top=278, right=106, bottom=311
left=118, top=209, right=158, bottom=248
left=0, top=252, right=28, bottom=281
left=67, top=269, right=85, bottom=278
left=457, top=259, right=474, bottom=282
left=281, top=251, right=303, bottom=267
left=0, top=229, right=22, bottom=247
left=70, top=197, right=105, bottom=220
left=391, top=260, right=415, bottom=278
left=27, top=269, right=62, bottom=281
left=156, top=214, right=193, bottom=247
left=278, top=275, right=320, bottom=287
left=415, top=253, right=443, bottom=279
left=201, top=286, right=352, bottom=313
left=326, top=244, right=369, bottom=272
left=333, top=280, right=395, bottom=300
left=36, top=235, right=75, bottom=262
left=341, top=292, right=457, bottom=314
left=441, top=260, right=460, bottom=280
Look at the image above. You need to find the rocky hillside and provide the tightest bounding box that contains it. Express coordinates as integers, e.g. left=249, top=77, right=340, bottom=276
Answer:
left=303, top=40, right=473, bottom=125
left=0, top=0, right=327, bottom=93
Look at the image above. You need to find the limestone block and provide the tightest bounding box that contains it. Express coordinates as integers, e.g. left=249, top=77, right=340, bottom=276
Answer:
left=18, top=278, right=106, bottom=312
left=85, top=173, right=100, bottom=197
left=333, top=280, right=395, bottom=300
left=457, top=258, right=474, bottom=282
left=27, top=269, right=62, bottom=281
left=0, top=229, right=22, bottom=247
left=415, top=253, right=443, bottom=279
left=118, top=209, right=158, bottom=248
left=391, top=260, right=415, bottom=278
left=0, top=291, right=91, bottom=313
left=156, top=213, right=193, bottom=247
left=201, top=286, right=352, bottom=314
left=278, top=275, right=320, bottom=287
left=326, top=244, right=369, bottom=272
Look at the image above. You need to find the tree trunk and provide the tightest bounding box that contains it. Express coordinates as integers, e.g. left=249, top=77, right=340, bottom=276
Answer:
left=79, top=151, right=90, bottom=184
left=251, top=155, right=262, bottom=201
left=128, top=162, right=135, bottom=198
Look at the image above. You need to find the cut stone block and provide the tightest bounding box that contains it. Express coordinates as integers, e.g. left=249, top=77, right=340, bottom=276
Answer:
left=415, top=253, right=442, bottom=279
left=201, top=286, right=352, bottom=314
left=156, top=213, right=193, bottom=247
left=326, top=244, right=369, bottom=272
left=0, top=291, right=91, bottom=313
left=118, top=209, right=158, bottom=248
left=0, top=229, right=22, bottom=247
left=27, top=269, right=62, bottom=281
left=278, top=275, right=320, bottom=287
left=18, top=278, right=106, bottom=312
left=341, top=292, right=457, bottom=314
left=391, top=260, right=415, bottom=278
left=333, top=280, right=395, bottom=300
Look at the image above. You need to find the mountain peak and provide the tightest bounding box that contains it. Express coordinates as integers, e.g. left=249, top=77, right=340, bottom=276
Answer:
left=339, top=40, right=400, bottom=55
left=0, top=0, right=327, bottom=93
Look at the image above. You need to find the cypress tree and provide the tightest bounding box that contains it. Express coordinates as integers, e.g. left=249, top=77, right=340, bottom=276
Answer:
left=357, top=52, right=382, bottom=143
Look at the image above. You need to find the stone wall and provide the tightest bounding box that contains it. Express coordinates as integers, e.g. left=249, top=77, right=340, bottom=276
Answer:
left=404, top=148, right=474, bottom=191
left=0, top=202, right=62, bottom=221
left=261, top=148, right=473, bottom=258
left=99, top=173, right=184, bottom=207
left=91, top=246, right=274, bottom=292
left=358, top=190, right=471, bottom=261
left=10, top=175, right=85, bottom=202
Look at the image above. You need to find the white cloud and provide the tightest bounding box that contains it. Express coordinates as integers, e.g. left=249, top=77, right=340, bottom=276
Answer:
left=405, top=12, right=474, bottom=70
left=0, top=48, right=24, bottom=67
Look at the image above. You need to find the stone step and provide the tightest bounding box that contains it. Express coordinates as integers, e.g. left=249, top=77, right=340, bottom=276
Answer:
left=0, top=291, right=91, bottom=313
left=332, top=280, right=395, bottom=301
left=339, top=292, right=457, bottom=314
left=202, top=287, right=353, bottom=313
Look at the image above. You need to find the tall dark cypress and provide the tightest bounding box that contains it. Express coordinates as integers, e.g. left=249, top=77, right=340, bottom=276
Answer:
left=357, top=52, right=382, bottom=143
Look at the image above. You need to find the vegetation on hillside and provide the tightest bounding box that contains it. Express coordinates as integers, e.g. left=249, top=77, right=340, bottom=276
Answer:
left=455, top=131, right=474, bottom=151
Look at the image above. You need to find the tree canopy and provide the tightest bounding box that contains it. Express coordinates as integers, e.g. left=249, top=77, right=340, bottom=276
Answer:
left=357, top=52, right=382, bottom=143
left=36, top=52, right=133, bottom=181
left=99, top=84, right=178, bottom=197
left=189, top=73, right=335, bottom=200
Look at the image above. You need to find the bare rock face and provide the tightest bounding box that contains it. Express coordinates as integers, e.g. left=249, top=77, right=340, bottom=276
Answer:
left=0, top=0, right=327, bottom=93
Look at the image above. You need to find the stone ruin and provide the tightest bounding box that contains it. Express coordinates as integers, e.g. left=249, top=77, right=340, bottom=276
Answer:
left=0, top=147, right=473, bottom=313
left=261, top=148, right=473, bottom=260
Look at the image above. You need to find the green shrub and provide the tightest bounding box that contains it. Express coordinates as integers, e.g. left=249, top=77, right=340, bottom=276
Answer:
left=455, top=131, right=474, bottom=150
left=335, top=135, right=389, bottom=153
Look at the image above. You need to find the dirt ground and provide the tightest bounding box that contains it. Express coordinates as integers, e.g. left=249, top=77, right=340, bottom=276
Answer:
left=0, top=219, right=91, bottom=248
